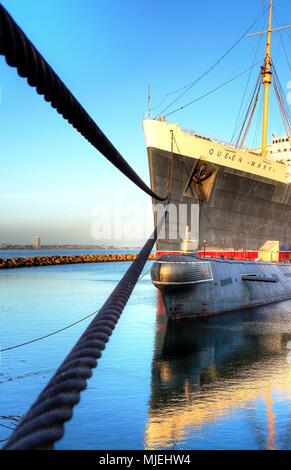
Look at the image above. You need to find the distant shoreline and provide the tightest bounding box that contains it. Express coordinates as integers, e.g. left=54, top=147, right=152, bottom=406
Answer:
left=0, top=253, right=155, bottom=269
left=0, top=245, right=142, bottom=250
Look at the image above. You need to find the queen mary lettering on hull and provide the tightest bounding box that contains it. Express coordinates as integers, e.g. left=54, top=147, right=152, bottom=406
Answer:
left=144, top=1, right=291, bottom=320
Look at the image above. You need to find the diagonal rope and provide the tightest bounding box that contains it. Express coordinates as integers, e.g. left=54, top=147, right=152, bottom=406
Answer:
left=0, top=3, right=176, bottom=452
left=2, top=217, right=165, bottom=450
left=0, top=5, right=167, bottom=201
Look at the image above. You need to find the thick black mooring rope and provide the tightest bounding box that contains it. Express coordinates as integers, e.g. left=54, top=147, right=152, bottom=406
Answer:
left=3, top=221, right=163, bottom=450
left=0, top=4, right=167, bottom=201
left=0, top=4, right=172, bottom=450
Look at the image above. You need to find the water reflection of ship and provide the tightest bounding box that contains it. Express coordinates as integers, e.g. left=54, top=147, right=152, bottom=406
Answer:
left=145, top=294, right=291, bottom=449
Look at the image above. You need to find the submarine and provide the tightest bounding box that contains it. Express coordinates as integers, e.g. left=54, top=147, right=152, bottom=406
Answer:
left=151, top=254, right=291, bottom=321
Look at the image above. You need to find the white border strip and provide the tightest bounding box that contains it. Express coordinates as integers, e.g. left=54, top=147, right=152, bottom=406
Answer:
left=154, top=260, right=211, bottom=265
left=153, top=278, right=214, bottom=286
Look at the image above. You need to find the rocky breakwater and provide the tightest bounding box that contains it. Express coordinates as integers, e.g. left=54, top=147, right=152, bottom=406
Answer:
left=0, top=253, right=156, bottom=269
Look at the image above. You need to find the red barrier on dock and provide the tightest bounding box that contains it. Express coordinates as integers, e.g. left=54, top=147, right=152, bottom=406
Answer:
left=156, top=251, right=291, bottom=262
left=198, top=250, right=258, bottom=260
left=279, top=252, right=291, bottom=262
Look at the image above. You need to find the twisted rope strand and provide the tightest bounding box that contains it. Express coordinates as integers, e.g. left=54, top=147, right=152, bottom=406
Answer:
left=3, top=221, right=163, bottom=450
left=0, top=4, right=172, bottom=450
left=0, top=4, right=167, bottom=201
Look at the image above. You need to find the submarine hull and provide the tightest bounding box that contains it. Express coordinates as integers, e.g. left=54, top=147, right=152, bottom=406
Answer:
left=151, top=254, right=291, bottom=320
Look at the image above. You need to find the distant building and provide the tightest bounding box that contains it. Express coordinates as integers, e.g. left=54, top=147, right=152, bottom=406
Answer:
left=32, top=236, right=41, bottom=249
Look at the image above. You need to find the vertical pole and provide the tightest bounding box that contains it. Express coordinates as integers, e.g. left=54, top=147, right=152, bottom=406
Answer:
left=147, top=84, right=151, bottom=118
left=261, top=0, right=273, bottom=158
left=183, top=226, right=190, bottom=254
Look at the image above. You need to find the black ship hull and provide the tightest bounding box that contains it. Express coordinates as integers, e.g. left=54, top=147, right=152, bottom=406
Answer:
left=148, top=146, right=291, bottom=252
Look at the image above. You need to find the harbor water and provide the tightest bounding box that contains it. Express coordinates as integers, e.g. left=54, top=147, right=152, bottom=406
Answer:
left=0, top=249, right=137, bottom=259
left=2, top=256, right=291, bottom=449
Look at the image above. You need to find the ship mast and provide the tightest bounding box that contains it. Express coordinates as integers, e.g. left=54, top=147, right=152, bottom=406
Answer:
left=261, top=0, right=273, bottom=159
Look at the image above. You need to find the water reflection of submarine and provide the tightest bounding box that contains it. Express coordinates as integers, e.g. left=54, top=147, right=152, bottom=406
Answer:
left=150, top=311, right=284, bottom=406
left=151, top=255, right=291, bottom=320
left=145, top=310, right=291, bottom=449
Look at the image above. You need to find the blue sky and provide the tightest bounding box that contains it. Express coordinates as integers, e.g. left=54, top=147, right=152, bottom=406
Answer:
left=1, top=0, right=290, bottom=245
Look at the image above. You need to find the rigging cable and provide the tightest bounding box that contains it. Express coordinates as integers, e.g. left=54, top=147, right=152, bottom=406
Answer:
left=273, top=65, right=291, bottom=136
left=280, top=34, right=291, bottom=73
left=239, top=81, right=262, bottom=148
left=230, top=14, right=265, bottom=144
left=266, top=8, right=291, bottom=136
left=162, top=61, right=261, bottom=118
left=273, top=64, right=291, bottom=127
left=274, top=5, right=291, bottom=45
left=154, top=4, right=268, bottom=117
left=252, top=91, right=263, bottom=148
left=0, top=5, right=168, bottom=202
left=274, top=83, right=291, bottom=135
left=234, top=73, right=262, bottom=148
